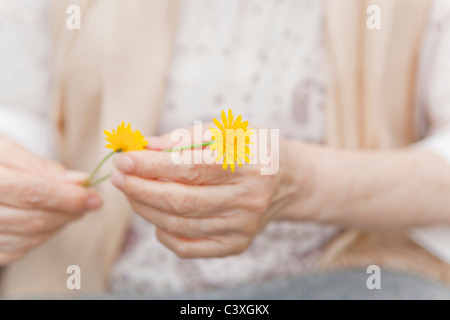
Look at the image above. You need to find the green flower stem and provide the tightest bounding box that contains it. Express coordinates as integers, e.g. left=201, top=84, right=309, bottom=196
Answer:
left=83, top=151, right=117, bottom=187
left=162, top=141, right=214, bottom=152
left=89, top=173, right=112, bottom=187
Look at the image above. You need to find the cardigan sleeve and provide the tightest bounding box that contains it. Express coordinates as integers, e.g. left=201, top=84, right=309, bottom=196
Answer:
left=0, top=0, right=55, bottom=159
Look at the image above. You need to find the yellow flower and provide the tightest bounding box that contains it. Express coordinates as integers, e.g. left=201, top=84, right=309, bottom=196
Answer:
left=209, top=109, right=254, bottom=172
left=104, top=122, right=148, bottom=152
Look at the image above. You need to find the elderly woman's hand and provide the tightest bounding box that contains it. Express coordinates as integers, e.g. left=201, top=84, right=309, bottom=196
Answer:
left=111, top=132, right=304, bottom=258
left=0, top=137, right=103, bottom=265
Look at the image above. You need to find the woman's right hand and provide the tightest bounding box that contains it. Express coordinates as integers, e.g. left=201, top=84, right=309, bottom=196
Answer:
left=0, top=137, right=103, bottom=265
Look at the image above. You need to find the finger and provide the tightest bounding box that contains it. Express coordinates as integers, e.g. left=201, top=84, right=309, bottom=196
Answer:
left=0, top=138, right=61, bottom=177
left=0, top=166, right=103, bottom=215
left=156, top=228, right=251, bottom=258
left=0, top=207, right=81, bottom=235
left=0, top=233, right=46, bottom=253
left=128, top=198, right=237, bottom=238
left=145, top=136, right=178, bottom=151
left=114, top=150, right=233, bottom=185
left=111, top=171, right=238, bottom=217
left=54, top=170, right=90, bottom=184
left=0, top=137, right=89, bottom=183
left=0, top=138, right=44, bottom=172
left=0, top=251, right=25, bottom=265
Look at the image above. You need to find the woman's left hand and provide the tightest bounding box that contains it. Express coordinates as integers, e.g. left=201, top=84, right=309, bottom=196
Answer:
left=111, top=133, right=302, bottom=258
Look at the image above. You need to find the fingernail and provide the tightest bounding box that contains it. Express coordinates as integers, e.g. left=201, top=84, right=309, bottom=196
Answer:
left=114, top=155, right=135, bottom=173
left=85, top=192, right=103, bottom=210
left=111, top=171, right=124, bottom=188
left=58, top=170, right=89, bottom=183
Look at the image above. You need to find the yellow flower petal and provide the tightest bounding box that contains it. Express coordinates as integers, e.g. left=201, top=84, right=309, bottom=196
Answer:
left=210, top=109, right=253, bottom=172
left=219, top=111, right=227, bottom=129
left=213, top=118, right=224, bottom=132
left=104, top=122, right=148, bottom=152
left=227, top=109, right=233, bottom=127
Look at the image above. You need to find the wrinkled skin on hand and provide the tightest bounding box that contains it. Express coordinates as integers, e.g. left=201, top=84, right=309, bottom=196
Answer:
left=112, top=129, right=298, bottom=259
left=0, top=137, right=102, bottom=265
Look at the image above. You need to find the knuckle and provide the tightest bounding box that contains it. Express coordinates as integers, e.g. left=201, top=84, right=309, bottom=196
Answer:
left=165, top=216, right=186, bottom=235
left=247, top=194, right=271, bottom=213
left=180, top=164, right=203, bottom=184
left=24, top=212, right=50, bottom=233
left=20, top=182, right=50, bottom=207
left=170, top=192, right=196, bottom=214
